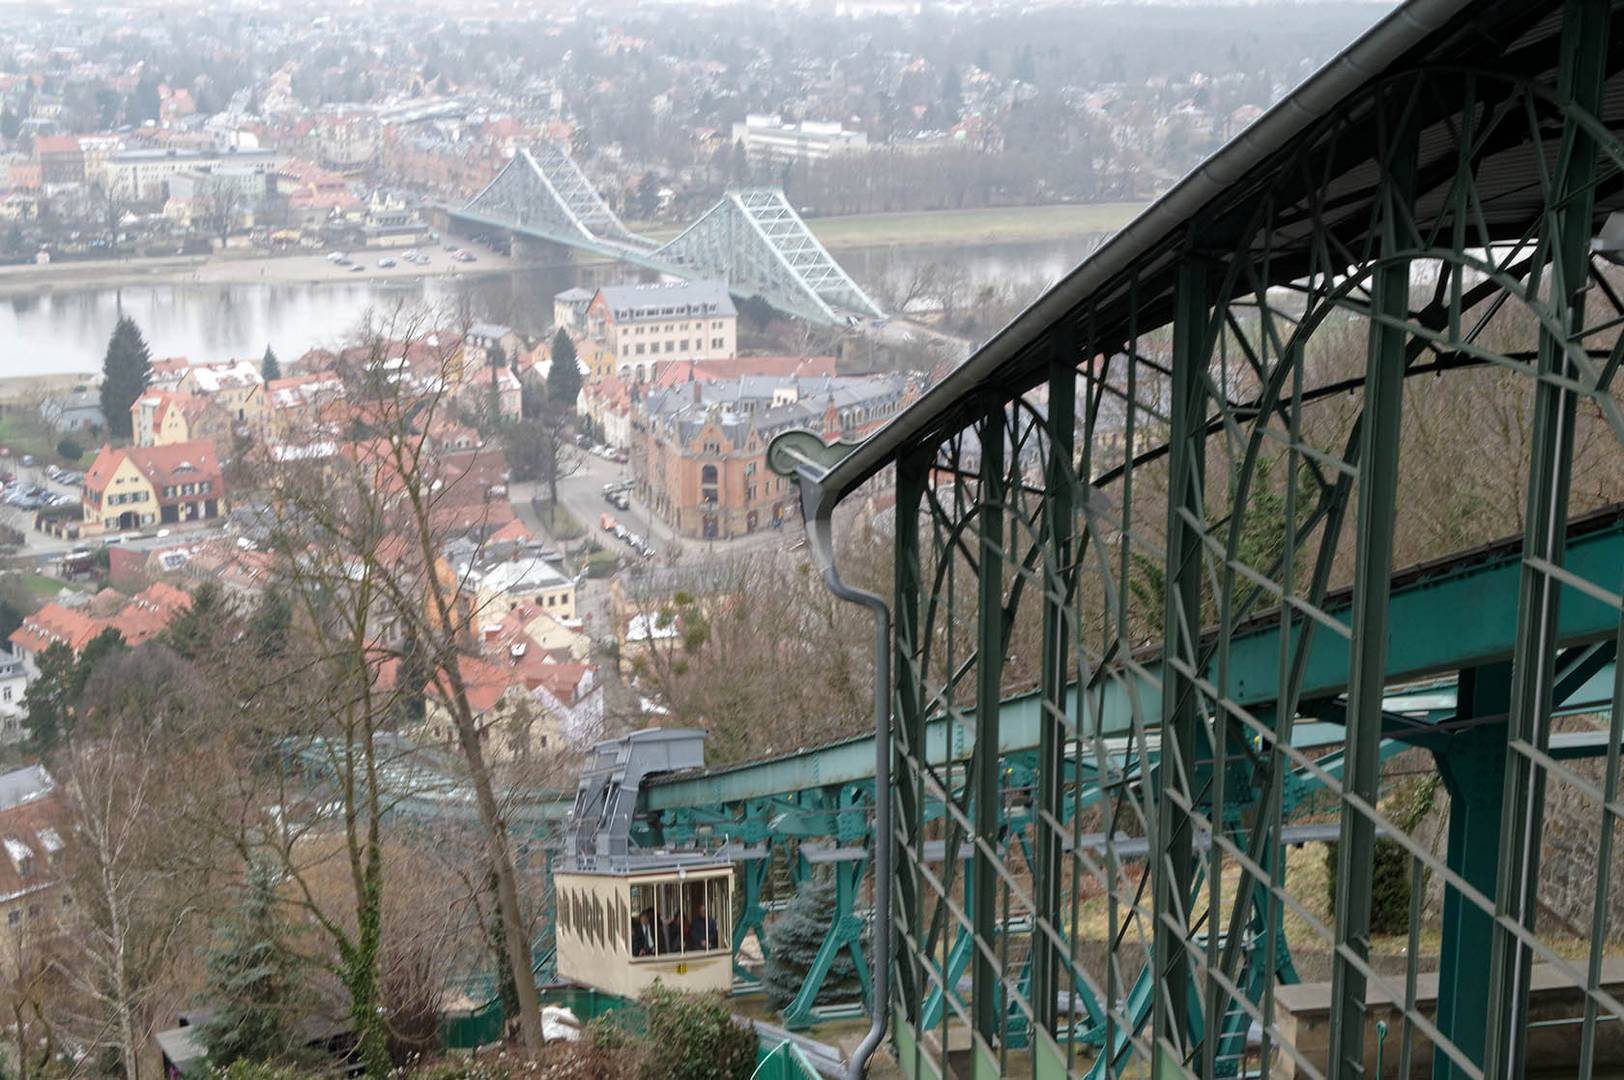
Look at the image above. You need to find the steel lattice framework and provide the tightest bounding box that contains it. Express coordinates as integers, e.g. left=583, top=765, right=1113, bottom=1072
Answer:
left=653, top=189, right=885, bottom=325
left=457, top=147, right=883, bottom=326
left=761, top=0, right=1624, bottom=1077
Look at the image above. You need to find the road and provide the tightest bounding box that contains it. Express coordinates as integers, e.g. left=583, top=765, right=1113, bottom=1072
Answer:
left=0, top=458, right=230, bottom=564
left=514, top=448, right=803, bottom=568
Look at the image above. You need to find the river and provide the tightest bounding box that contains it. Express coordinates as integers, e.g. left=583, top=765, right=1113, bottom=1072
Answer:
left=0, top=235, right=1097, bottom=378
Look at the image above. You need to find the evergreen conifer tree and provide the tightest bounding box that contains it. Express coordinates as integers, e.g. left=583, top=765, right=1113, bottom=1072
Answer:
left=262, top=346, right=281, bottom=383
left=163, top=581, right=231, bottom=661
left=197, top=860, right=299, bottom=1067
left=100, top=316, right=152, bottom=440
left=548, top=329, right=581, bottom=409
left=762, top=875, right=864, bottom=1012
left=245, top=588, right=291, bottom=659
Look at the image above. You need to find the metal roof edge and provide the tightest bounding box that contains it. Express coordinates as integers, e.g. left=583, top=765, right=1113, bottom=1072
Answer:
left=819, top=0, right=1476, bottom=502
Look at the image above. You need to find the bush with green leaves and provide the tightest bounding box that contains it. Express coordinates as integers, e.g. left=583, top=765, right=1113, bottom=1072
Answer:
left=56, top=437, right=83, bottom=462
left=1324, top=776, right=1437, bottom=935
left=637, top=985, right=757, bottom=1080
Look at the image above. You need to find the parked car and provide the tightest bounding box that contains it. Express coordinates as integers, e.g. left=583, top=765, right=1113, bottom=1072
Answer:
left=377, top=257, right=397, bottom=268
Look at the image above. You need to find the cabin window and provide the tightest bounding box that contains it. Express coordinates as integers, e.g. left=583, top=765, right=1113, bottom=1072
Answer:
left=629, top=875, right=731, bottom=959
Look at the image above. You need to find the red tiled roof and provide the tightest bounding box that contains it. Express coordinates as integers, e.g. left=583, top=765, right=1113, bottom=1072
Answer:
left=9, top=604, right=100, bottom=655
left=0, top=785, right=67, bottom=904
left=33, top=135, right=81, bottom=156
left=488, top=519, right=534, bottom=546
left=429, top=655, right=527, bottom=715
left=650, top=355, right=836, bottom=388
left=84, top=440, right=223, bottom=502
left=532, top=662, right=592, bottom=705
left=9, top=582, right=193, bottom=656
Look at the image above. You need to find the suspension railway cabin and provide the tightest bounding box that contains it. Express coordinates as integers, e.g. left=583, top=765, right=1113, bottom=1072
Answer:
left=554, top=862, right=735, bottom=996
left=554, top=728, right=738, bottom=996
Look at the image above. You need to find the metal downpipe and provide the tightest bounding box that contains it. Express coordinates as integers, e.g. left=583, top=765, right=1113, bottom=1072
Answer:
left=795, top=470, right=892, bottom=1080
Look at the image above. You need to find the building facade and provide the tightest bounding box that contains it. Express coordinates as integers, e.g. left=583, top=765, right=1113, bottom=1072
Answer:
left=637, top=373, right=917, bottom=539
left=81, top=441, right=225, bottom=535
left=106, top=147, right=279, bottom=203
left=584, top=282, right=737, bottom=383
left=730, top=115, right=869, bottom=166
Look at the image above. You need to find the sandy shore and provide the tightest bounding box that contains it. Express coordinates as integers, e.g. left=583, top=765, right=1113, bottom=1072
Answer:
left=0, top=247, right=515, bottom=296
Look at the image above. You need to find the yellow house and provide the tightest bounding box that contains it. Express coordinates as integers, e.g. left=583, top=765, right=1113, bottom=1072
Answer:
left=131, top=390, right=228, bottom=448
left=580, top=338, right=616, bottom=384
left=81, top=440, right=226, bottom=535
left=417, top=656, right=565, bottom=762
left=176, top=360, right=267, bottom=428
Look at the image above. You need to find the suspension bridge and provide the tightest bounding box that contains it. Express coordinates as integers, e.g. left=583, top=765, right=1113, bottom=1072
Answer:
left=447, top=143, right=885, bottom=328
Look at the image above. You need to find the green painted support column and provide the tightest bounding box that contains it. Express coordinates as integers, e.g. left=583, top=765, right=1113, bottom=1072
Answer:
left=1432, top=663, right=1511, bottom=1078
left=1327, top=92, right=1416, bottom=1078
left=972, top=400, right=1008, bottom=1050
left=894, top=450, right=929, bottom=1036
left=1033, top=332, right=1077, bottom=1038
left=1152, top=256, right=1210, bottom=1071
left=1486, top=2, right=1609, bottom=1073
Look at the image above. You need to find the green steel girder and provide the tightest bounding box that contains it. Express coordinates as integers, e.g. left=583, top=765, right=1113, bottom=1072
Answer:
left=643, top=512, right=1624, bottom=819
left=750, top=6, right=1624, bottom=1077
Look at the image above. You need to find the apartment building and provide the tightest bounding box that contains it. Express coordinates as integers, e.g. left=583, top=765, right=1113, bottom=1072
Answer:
left=730, top=114, right=869, bottom=166
left=584, top=281, right=737, bottom=383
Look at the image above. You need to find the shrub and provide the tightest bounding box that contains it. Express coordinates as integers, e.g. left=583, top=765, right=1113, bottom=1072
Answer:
left=210, top=1062, right=303, bottom=1080
left=1324, top=837, right=1413, bottom=935
left=584, top=549, right=619, bottom=578
left=637, top=985, right=757, bottom=1080
left=381, top=941, right=443, bottom=1065
left=56, top=437, right=83, bottom=462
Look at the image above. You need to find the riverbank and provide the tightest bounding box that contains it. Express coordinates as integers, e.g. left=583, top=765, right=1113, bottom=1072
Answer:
left=636, top=201, right=1146, bottom=248
left=0, top=374, right=86, bottom=405
left=0, top=202, right=1140, bottom=297
left=814, top=202, right=1145, bottom=248
left=0, top=247, right=515, bottom=297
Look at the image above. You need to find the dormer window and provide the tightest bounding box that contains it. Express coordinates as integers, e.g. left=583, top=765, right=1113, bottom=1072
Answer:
left=5, top=838, right=31, bottom=879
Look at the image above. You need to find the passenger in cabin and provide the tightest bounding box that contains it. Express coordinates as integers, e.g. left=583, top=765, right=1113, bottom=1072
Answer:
left=632, top=907, right=659, bottom=957
left=686, top=901, right=720, bottom=951
left=661, top=911, right=684, bottom=954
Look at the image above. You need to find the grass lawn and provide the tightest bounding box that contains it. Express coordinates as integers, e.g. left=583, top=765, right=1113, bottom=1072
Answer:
left=543, top=501, right=585, bottom=542
left=0, top=408, right=66, bottom=464
left=807, top=202, right=1147, bottom=249
left=632, top=202, right=1147, bottom=251
left=20, top=573, right=70, bottom=598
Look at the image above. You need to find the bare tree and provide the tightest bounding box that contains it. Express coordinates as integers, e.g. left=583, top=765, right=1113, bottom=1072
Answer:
left=57, top=717, right=198, bottom=1080
left=196, top=178, right=243, bottom=249
left=246, top=307, right=550, bottom=1055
